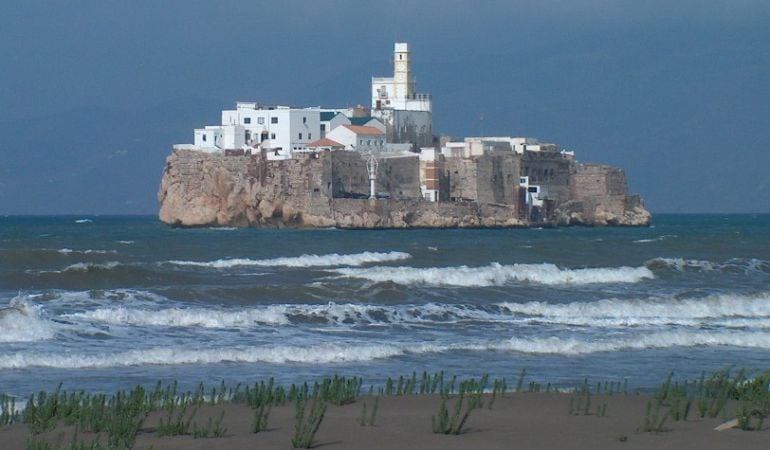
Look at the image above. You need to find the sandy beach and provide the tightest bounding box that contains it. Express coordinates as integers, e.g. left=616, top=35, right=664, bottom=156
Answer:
left=5, top=390, right=768, bottom=450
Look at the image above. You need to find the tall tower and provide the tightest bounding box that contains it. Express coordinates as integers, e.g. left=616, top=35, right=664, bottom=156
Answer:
left=393, top=42, right=414, bottom=99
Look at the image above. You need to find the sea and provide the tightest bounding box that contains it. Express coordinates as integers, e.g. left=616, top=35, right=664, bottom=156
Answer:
left=1, top=214, right=769, bottom=396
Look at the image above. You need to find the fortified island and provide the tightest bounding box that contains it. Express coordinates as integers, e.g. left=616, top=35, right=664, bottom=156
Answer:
left=158, top=43, right=650, bottom=228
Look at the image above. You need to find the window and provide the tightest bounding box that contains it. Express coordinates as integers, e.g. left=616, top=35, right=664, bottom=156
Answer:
left=528, top=187, right=538, bottom=193
left=244, top=117, right=251, bottom=124
left=367, top=140, right=371, bottom=145
left=257, top=117, right=264, bottom=125
left=360, top=139, right=363, bottom=145
left=298, top=133, right=303, bottom=140
left=308, top=133, right=311, bottom=140
left=302, top=117, right=307, bottom=124
left=202, top=134, right=207, bottom=142
left=271, top=117, right=278, bottom=124
left=271, top=133, right=276, bottom=139
left=320, top=124, right=326, bottom=131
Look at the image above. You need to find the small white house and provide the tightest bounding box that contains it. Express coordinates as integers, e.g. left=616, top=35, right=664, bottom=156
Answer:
left=325, top=125, right=385, bottom=152
left=306, top=137, right=345, bottom=152
left=193, top=124, right=245, bottom=151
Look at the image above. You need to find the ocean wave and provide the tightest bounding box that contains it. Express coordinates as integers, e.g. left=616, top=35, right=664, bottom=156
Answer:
left=57, top=248, right=116, bottom=255
left=0, top=298, right=56, bottom=342
left=167, top=251, right=412, bottom=269
left=500, top=330, right=770, bottom=355
left=61, top=262, right=121, bottom=273
left=62, top=302, right=502, bottom=328
left=62, top=292, right=770, bottom=330
left=65, top=305, right=291, bottom=327
left=498, top=292, right=770, bottom=327
left=332, top=263, right=654, bottom=286
left=74, top=219, right=93, bottom=224
left=633, top=235, right=677, bottom=244
left=647, top=257, right=770, bottom=274
left=5, top=329, right=770, bottom=369
left=0, top=344, right=406, bottom=369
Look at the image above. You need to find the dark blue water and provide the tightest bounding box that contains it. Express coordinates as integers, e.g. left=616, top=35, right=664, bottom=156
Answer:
left=1, top=215, right=769, bottom=396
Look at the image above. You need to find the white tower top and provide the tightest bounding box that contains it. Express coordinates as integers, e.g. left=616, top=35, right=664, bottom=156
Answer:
left=371, top=42, right=431, bottom=113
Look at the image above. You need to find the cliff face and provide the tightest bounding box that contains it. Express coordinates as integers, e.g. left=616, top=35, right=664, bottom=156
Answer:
left=158, top=149, right=650, bottom=228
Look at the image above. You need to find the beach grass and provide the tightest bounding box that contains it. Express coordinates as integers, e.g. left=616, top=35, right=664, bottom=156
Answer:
left=4, top=368, right=770, bottom=449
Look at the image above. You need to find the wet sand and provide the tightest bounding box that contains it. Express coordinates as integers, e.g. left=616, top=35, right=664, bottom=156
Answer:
left=4, top=392, right=768, bottom=449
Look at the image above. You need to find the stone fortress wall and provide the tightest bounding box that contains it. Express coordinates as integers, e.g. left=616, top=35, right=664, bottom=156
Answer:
left=158, top=148, right=650, bottom=228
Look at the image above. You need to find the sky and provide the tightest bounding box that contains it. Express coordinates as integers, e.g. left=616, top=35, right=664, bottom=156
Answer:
left=1, top=0, right=769, bottom=214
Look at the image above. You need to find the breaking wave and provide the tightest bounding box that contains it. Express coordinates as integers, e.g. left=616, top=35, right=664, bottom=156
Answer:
left=647, top=257, right=770, bottom=274
left=57, top=248, right=116, bottom=255
left=61, top=292, right=770, bottom=329
left=633, top=235, right=677, bottom=244
left=0, top=298, right=56, bottom=342
left=63, top=302, right=506, bottom=328
left=168, top=251, right=411, bottom=269
left=61, top=262, right=121, bottom=273
left=65, top=305, right=292, bottom=327
left=500, top=330, right=770, bottom=355
left=0, top=344, right=406, bottom=369
left=5, top=329, right=770, bottom=369
left=332, top=263, right=653, bottom=286
left=499, top=292, right=770, bottom=327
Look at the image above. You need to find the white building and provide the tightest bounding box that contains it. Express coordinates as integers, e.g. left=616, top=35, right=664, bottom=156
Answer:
left=439, top=137, right=559, bottom=158
left=325, top=125, right=386, bottom=152
left=193, top=102, right=322, bottom=158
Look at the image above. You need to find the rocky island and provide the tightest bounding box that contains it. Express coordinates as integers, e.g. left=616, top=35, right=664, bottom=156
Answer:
left=158, top=43, right=650, bottom=229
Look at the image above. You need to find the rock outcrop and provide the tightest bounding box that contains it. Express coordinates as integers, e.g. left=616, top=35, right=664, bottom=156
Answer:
left=158, top=149, right=650, bottom=228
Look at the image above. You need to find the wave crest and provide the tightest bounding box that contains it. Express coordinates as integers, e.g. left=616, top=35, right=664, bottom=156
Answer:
left=0, top=298, right=56, bottom=342
left=332, top=263, right=653, bottom=286
left=168, top=251, right=411, bottom=269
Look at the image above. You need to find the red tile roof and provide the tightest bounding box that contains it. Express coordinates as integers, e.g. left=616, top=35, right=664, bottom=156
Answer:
left=307, top=137, right=344, bottom=148
left=344, top=125, right=384, bottom=135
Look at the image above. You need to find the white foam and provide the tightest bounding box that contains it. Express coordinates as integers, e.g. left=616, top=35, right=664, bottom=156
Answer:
left=61, top=302, right=501, bottom=329
left=65, top=305, right=291, bottom=327
left=332, top=263, right=654, bottom=286
left=500, top=330, right=770, bottom=355
left=57, top=248, right=114, bottom=255
left=633, top=235, right=677, bottom=244
left=498, top=292, right=770, bottom=327
left=647, top=257, right=770, bottom=274
left=62, top=261, right=121, bottom=272
left=0, top=298, right=56, bottom=342
left=74, top=219, right=93, bottom=224
left=63, top=292, right=770, bottom=330
left=648, top=257, right=717, bottom=271
left=6, top=329, right=770, bottom=369
left=118, top=240, right=134, bottom=245
left=0, top=344, right=406, bottom=369
left=168, top=251, right=412, bottom=269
